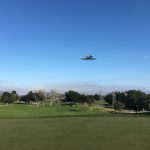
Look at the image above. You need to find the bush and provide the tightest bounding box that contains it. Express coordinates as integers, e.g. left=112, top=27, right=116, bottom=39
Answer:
left=114, top=101, right=124, bottom=111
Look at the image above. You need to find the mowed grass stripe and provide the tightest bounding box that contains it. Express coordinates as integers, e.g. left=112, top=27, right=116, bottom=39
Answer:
left=0, top=117, right=150, bottom=150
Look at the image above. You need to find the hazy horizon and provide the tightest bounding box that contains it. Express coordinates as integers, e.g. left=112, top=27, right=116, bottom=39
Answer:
left=1, top=82, right=150, bottom=95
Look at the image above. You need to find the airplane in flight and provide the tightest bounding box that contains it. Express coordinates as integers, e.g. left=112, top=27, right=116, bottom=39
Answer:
left=81, top=55, right=96, bottom=60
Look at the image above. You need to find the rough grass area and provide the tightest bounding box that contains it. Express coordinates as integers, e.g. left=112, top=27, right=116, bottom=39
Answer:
left=0, top=117, right=150, bottom=150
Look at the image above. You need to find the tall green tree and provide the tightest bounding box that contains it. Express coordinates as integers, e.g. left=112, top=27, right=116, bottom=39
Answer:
left=64, top=90, right=95, bottom=105
left=65, top=90, right=81, bottom=104
left=124, top=90, right=148, bottom=111
left=20, top=91, right=36, bottom=103
left=0, top=91, right=18, bottom=104
left=1, top=92, right=11, bottom=103
left=20, top=91, right=45, bottom=104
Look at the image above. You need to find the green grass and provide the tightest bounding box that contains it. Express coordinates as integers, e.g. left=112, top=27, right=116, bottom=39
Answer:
left=0, top=104, right=109, bottom=118
left=0, top=104, right=150, bottom=150
left=0, top=117, right=150, bottom=150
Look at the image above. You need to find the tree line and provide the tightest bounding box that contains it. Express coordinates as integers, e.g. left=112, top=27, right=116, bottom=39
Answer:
left=0, top=89, right=150, bottom=111
left=0, top=90, right=99, bottom=105
left=104, top=90, right=150, bottom=111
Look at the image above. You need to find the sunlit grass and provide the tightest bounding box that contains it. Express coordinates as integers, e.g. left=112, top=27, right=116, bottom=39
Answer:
left=0, top=104, right=109, bottom=118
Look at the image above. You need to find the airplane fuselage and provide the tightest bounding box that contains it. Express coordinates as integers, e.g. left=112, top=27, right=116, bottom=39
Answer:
left=81, top=55, right=96, bottom=60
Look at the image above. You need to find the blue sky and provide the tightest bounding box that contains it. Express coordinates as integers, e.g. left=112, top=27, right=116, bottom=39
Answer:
left=0, top=0, right=150, bottom=93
